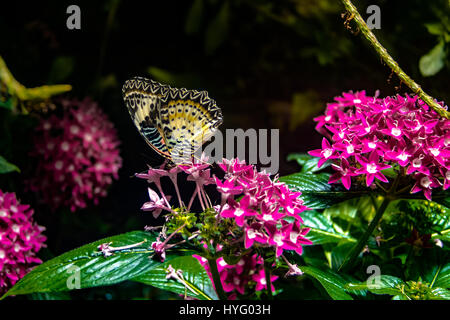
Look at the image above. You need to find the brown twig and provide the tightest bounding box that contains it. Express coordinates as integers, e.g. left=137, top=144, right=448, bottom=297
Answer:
left=340, top=0, right=449, bottom=119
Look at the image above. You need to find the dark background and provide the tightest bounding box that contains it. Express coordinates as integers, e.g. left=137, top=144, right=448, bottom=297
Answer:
left=0, top=0, right=448, bottom=299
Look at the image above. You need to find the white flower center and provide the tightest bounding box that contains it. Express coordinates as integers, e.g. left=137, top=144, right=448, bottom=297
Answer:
left=429, top=148, right=440, bottom=157
left=70, top=125, right=80, bottom=134
left=353, top=99, right=361, bottom=104
left=61, top=141, right=70, bottom=151
left=323, top=148, right=333, bottom=158
left=367, top=163, right=378, bottom=174
left=262, top=214, right=273, bottom=221
left=397, top=152, right=409, bottom=161
left=420, top=176, right=431, bottom=189
left=391, top=128, right=402, bottom=136
left=55, top=161, right=63, bottom=170
left=290, top=231, right=299, bottom=243
left=346, top=145, right=354, bottom=154
left=95, top=162, right=104, bottom=171
left=0, top=249, right=5, bottom=259
left=325, top=115, right=331, bottom=121
left=12, top=224, right=20, bottom=233
left=84, top=133, right=93, bottom=142
left=368, top=142, right=377, bottom=149
left=412, top=158, right=422, bottom=168
left=247, top=228, right=257, bottom=239
left=235, top=208, right=245, bottom=217
left=43, top=122, right=51, bottom=130
left=274, top=234, right=284, bottom=247
left=446, top=171, right=450, bottom=180
left=260, top=278, right=267, bottom=285
left=0, top=209, right=8, bottom=217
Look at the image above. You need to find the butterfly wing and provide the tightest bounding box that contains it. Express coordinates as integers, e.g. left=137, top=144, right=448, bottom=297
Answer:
left=122, top=77, right=171, bottom=159
left=123, top=76, right=223, bottom=164
left=157, top=89, right=223, bottom=164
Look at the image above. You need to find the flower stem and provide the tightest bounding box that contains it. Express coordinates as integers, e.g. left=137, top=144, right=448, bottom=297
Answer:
left=207, top=258, right=227, bottom=300
left=171, top=178, right=184, bottom=208
left=340, top=0, right=449, bottom=119
left=264, top=262, right=274, bottom=300
left=339, top=195, right=391, bottom=272
left=196, top=183, right=206, bottom=211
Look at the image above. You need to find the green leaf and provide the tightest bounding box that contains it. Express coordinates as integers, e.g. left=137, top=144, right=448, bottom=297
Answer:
left=430, top=263, right=450, bottom=289
left=300, top=210, right=356, bottom=245
left=432, top=229, right=450, bottom=242
left=0, top=96, right=14, bottom=110
left=185, top=0, right=204, bottom=35
left=286, top=153, right=329, bottom=173
left=0, top=155, right=20, bottom=173
left=419, top=41, right=446, bottom=77
left=279, top=172, right=366, bottom=209
left=331, top=242, right=356, bottom=270
left=345, top=275, right=404, bottom=296
left=428, top=288, right=450, bottom=300
left=134, top=256, right=218, bottom=300
left=301, top=265, right=353, bottom=300
left=204, top=1, right=230, bottom=55
left=431, top=191, right=450, bottom=209
left=424, top=23, right=446, bottom=36
left=1, top=231, right=194, bottom=299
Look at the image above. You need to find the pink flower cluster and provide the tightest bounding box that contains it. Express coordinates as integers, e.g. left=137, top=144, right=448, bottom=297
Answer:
left=216, top=159, right=312, bottom=257
left=309, top=91, right=449, bottom=200
left=29, top=98, right=122, bottom=211
left=194, top=254, right=277, bottom=299
left=0, top=190, right=46, bottom=295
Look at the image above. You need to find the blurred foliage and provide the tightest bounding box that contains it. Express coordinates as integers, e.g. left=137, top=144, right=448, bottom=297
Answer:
left=0, top=56, right=71, bottom=114
left=419, top=8, right=450, bottom=76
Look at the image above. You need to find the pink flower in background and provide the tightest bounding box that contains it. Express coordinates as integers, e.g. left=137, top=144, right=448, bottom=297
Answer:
left=29, top=98, right=122, bottom=212
left=310, top=92, right=449, bottom=200
left=0, top=190, right=46, bottom=295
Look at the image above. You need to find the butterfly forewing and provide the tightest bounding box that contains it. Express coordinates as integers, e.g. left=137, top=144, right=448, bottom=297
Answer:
left=122, top=78, right=171, bottom=158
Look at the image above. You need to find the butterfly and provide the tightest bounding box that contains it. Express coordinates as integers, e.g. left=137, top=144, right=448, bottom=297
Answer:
left=122, top=76, right=223, bottom=165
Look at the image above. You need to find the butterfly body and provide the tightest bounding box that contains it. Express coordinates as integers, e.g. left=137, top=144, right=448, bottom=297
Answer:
left=122, top=76, right=222, bottom=164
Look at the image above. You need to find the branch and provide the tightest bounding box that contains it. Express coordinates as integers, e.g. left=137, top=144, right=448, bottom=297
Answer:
left=340, top=0, right=449, bottom=119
